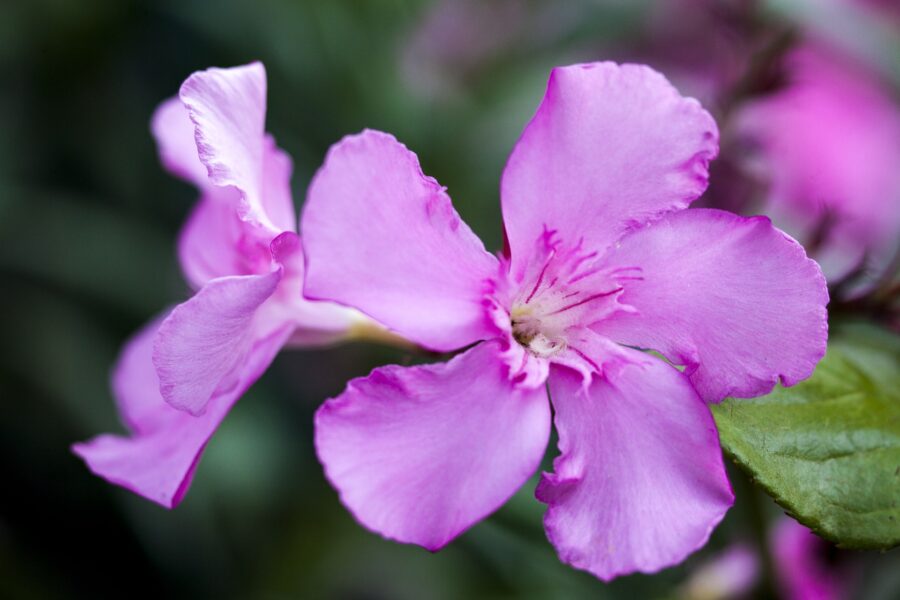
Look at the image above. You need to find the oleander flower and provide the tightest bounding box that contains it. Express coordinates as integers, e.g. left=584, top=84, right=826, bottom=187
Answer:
left=681, top=543, right=760, bottom=599
left=736, top=45, right=900, bottom=286
left=72, top=63, right=376, bottom=508
left=772, top=517, right=854, bottom=600
left=300, top=62, right=829, bottom=579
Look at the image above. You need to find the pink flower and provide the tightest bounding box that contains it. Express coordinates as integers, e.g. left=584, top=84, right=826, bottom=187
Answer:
left=72, top=63, right=367, bottom=508
left=681, top=519, right=857, bottom=600
left=681, top=543, right=760, bottom=599
left=772, top=517, right=853, bottom=600
left=736, top=45, right=900, bottom=286
left=301, top=63, right=829, bottom=579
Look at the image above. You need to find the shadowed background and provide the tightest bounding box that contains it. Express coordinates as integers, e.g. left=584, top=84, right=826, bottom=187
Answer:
left=1, top=1, right=898, bottom=598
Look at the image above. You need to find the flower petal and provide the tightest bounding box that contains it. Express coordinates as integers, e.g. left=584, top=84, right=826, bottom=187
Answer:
left=538, top=353, right=733, bottom=581
left=176, top=137, right=297, bottom=289
left=179, top=62, right=281, bottom=233
left=600, top=208, right=828, bottom=402
left=72, top=317, right=293, bottom=508
left=153, top=269, right=284, bottom=415
left=150, top=96, right=208, bottom=188
left=177, top=194, right=249, bottom=288
left=302, top=130, right=499, bottom=352
left=259, top=135, right=297, bottom=234
left=111, top=315, right=172, bottom=434
left=260, top=232, right=361, bottom=346
left=315, top=341, right=550, bottom=550
left=501, top=62, right=717, bottom=275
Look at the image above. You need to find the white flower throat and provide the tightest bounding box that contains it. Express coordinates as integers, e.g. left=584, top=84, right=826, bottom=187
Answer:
left=507, top=233, right=641, bottom=359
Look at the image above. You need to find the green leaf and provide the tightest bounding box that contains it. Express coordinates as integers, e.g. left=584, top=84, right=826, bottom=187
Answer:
left=712, top=322, right=900, bottom=549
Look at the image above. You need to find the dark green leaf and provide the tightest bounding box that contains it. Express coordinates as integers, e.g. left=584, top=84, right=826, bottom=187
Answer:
left=712, top=323, right=900, bottom=549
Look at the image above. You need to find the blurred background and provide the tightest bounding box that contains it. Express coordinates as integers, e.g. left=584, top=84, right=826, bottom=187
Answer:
left=1, top=0, right=898, bottom=598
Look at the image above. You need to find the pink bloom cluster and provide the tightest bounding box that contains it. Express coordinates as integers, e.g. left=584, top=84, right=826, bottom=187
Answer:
left=736, top=45, right=900, bottom=286
left=301, top=63, right=828, bottom=579
left=73, top=63, right=367, bottom=508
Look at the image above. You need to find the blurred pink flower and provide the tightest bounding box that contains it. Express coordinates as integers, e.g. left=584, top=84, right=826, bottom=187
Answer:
left=628, top=0, right=759, bottom=109
left=680, top=518, right=856, bottom=600
left=400, top=0, right=623, bottom=100
left=841, top=0, right=900, bottom=23
left=681, top=543, right=760, bottom=599
left=736, top=45, right=900, bottom=286
left=72, top=63, right=370, bottom=508
left=401, top=0, right=527, bottom=97
left=300, top=62, right=828, bottom=580
left=772, top=517, right=854, bottom=600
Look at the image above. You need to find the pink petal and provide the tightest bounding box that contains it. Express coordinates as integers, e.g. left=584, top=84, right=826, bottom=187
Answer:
left=260, top=232, right=360, bottom=346
left=601, top=208, right=828, bottom=402
left=157, top=63, right=298, bottom=288
left=150, top=97, right=208, bottom=188
left=501, top=62, right=717, bottom=276
left=178, top=194, right=254, bottom=288
left=538, top=353, right=733, bottom=581
left=259, top=135, right=297, bottom=233
left=153, top=269, right=284, bottom=415
left=302, top=130, right=499, bottom=352
left=179, top=62, right=282, bottom=234
left=176, top=138, right=296, bottom=289
left=112, top=315, right=173, bottom=434
left=315, top=341, right=550, bottom=550
left=72, top=317, right=293, bottom=508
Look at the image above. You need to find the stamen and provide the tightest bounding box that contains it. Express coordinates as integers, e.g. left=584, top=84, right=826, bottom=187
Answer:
left=567, top=249, right=598, bottom=273
left=524, top=252, right=555, bottom=303
left=567, top=265, right=604, bottom=285
left=505, top=233, right=639, bottom=361
left=527, top=333, right=566, bottom=357
left=570, top=346, right=601, bottom=372
left=545, top=287, right=622, bottom=316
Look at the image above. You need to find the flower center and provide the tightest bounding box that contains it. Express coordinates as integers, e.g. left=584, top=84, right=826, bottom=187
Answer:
left=511, top=305, right=567, bottom=358
left=505, top=229, right=639, bottom=359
